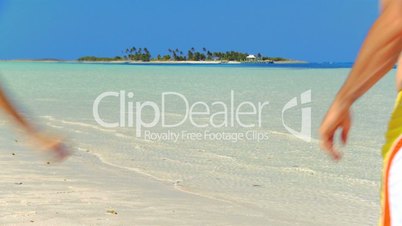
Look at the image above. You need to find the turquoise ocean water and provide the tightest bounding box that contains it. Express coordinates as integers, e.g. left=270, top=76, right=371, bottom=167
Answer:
left=0, top=62, right=396, bottom=225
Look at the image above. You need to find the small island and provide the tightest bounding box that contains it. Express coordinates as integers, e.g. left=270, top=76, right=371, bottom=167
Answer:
left=77, top=47, right=305, bottom=64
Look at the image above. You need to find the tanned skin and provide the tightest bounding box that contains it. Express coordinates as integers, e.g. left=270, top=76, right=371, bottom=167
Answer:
left=320, top=0, right=402, bottom=160
left=0, top=85, right=70, bottom=160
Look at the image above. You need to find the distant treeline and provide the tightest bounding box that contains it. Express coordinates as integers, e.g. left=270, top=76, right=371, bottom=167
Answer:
left=77, top=56, right=123, bottom=61
left=78, top=47, right=290, bottom=62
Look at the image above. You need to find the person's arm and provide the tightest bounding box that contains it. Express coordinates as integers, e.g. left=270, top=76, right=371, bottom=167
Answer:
left=0, top=86, right=36, bottom=133
left=0, top=84, right=70, bottom=160
left=336, top=2, right=402, bottom=104
left=320, top=0, right=402, bottom=160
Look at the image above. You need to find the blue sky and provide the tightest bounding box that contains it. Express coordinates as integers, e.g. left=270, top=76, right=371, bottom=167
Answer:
left=0, top=0, right=378, bottom=62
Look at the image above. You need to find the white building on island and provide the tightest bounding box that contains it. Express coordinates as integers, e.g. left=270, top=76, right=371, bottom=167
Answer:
left=246, top=55, right=257, bottom=62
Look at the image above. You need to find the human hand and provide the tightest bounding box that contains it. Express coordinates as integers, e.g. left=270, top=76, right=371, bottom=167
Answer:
left=29, top=132, right=72, bottom=161
left=319, top=100, right=352, bottom=161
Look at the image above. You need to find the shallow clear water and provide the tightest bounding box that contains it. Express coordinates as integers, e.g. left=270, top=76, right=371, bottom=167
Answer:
left=0, top=62, right=397, bottom=225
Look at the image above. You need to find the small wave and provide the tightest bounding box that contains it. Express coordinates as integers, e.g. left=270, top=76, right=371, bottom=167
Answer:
left=46, top=122, right=64, bottom=129
left=268, top=130, right=320, bottom=144
left=201, top=151, right=236, bottom=161
left=115, top=132, right=131, bottom=139
left=59, top=120, right=116, bottom=133
left=41, top=116, right=117, bottom=133
left=77, top=144, right=239, bottom=205
left=35, top=98, right=57, bottom=102
left=40, top=115, right=54, bottom=120
left=280, top=166, right=377, bottom=186
left=282, top=166, right=317, bottom=174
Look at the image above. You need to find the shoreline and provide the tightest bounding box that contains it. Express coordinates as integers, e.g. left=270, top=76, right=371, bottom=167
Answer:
left=0, top=59, right=309, bottom=65
left=0, top=142, right=262, bottom=225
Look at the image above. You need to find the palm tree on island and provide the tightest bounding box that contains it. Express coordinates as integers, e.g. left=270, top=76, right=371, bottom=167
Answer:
left=78, top=46, right=295, bottom=63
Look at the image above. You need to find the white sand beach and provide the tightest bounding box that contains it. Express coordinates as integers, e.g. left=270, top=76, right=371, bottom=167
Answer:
left=0, top=134, right=295, bottom=226
left=0, top=149, right=217, bottom=225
